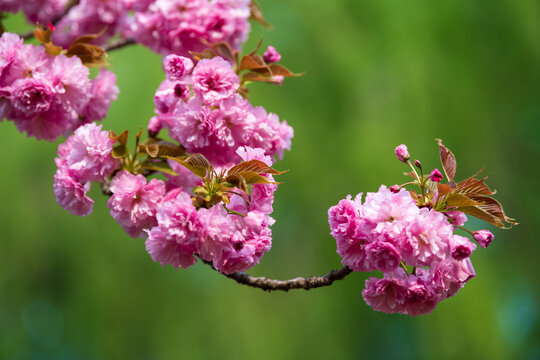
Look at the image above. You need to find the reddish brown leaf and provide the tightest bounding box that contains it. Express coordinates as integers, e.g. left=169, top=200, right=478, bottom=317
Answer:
left=437, top=139, right=457, bottom=182
left=242, top=72, right=275, bottom=83
left=111, top=145, right=128, bottom=159
left=268, top=64, right=303, bottom=77
left=466, top=194, right=518, bottom=227
left=224, top=174, right=248, bottom=192
left=227, top=159, right=286, bottom=177
left=446, top=193, right=483, bottom=207
left=458, top=175, right=496, bottom=196
left=460, top=206, right=505, bottom=228
left=249, top=1, right=272, bottom=28
left=165, top=153, right=212, bottom=178
left=240, top=54, right=268, bottom=71
left=437, top=183, right=453, bottom=196
left=109, top=130, right=128, bottom=147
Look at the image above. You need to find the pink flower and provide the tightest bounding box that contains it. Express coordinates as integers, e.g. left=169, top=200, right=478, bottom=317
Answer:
left=263, top=45, right=281, bottom=63
left=432, top=258, right=476, bottom=298
left=81, top=69, right=119, bottom=122
left=53, top=168, right=94, bottom=216
left=9, top=77, right=55, bottom=115
left=107, top=171, right=166, bottom=238
left=145, top=191, right=202, bottom=269
left=192, top=57, right=239, bottom=106
left=473, top=230, right=494, bottom=248
left=445, top=210, right=467, bottom=227
left=361, top=185, right=419, bottom=242
left=449, top=235, right=476, bottom=260
left=197, top=204, right=238, bottom=262
left=49, top=54, right=91, bottom=113
left=13, top=102, right=75, bottom=141
left=403, top=274, right=441, bottom=316
left=366, top=241, right=401, bottom=273
left=401, top=208, right=453, bottom=267
left=362, top=270, right=408, bottom=314
left=60, top=123, right=120, bottom=182
left=328, top=195, right=361, bottom=240
left=430, top=168, right=443, bottom=182
left=395, top=144, right=410, bottom=162
left=163, top=54, right=193, bottom=82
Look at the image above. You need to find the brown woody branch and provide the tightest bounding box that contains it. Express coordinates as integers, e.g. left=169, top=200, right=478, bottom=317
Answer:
left=104, top=38, right=136, bottom=52
left=200, top=258, right=352, bottom=292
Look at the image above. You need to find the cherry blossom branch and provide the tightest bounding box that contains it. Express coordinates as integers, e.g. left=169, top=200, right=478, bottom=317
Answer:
left=104, top=38, right=137, bottom=52
left=199, top=258, right=353, bottom=292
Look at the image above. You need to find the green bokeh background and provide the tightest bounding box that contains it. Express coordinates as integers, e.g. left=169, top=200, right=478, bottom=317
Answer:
left=1, top=1, right=539, bottom=359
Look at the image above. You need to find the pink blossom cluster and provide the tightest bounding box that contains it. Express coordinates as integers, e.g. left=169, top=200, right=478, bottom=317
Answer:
left=54, top=123, right=120, bottom=216
left=131, top=0, right=251, bottom=57
left=150, top=55, right=294, bottom=167
left=0, top=33, right=118, bottom=141
left=328, top=185, right=481, bottom=316
left=145, top=146, right=277, bottom=273
left=0, top=0, right=69, bottom=25
left=52, top=0, right=130, bottom=47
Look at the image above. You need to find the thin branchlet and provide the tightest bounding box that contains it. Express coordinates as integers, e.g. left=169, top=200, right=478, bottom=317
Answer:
left=21, top=0, right=81, bottom=40
left=199, top=258, right=352, bottom=292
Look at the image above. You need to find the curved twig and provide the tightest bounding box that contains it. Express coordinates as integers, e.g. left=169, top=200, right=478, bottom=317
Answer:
left=200, top=258, right=352, bottom=292
left=104, top=38, right=136, bottom=52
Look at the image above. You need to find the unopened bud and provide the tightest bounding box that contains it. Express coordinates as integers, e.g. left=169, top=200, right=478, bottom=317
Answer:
left=395, top=144, right=410, bottom=163
left=473, top=230, right=494, bottom=248
left=263, top=45, right=281, bottom=63
left=414, top=160, right=422, bottom=169
left=389, top=185, right=400, bottom=193
left=430, top=168, right=443, bottom=182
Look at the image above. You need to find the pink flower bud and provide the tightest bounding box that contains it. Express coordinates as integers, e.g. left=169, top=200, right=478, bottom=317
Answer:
left=263, top=45, right=281, bottom=63
left=450, top=235, right=476, bottom=260
left=430, top=168, right=443, bottom=182
left=414, top=160, right=422, bottom=168
left=395, top=144, right=410, bottom=163
left=163, top=54, right=193, bottom=82
left=473, top=230, right=494, bottom=248
left=389, top=185, right=400, bottom=193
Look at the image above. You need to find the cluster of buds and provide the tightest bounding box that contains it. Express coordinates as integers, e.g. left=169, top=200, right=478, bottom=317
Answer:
left=329, top=141, right=516, bottom=316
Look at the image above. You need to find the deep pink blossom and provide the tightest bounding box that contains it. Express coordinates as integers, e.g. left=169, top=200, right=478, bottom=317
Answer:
left=53, top=167, right=94, bottom=216
left=362, top=270, right=408, bottom=314
left=9, top=77, right=55, bottom=115
left=366, top=241, right=401, bottom=273
left=449, top=235, right=476, bottom=260
left=163, top=54, right=193, bottom=82
left=81, top=69, right=119, bottom=122
left=263, top=45, right=281, bottom=63
left=145, top=191, right=202, bottom=269
left=192, top=57, right=239, bottom=106
left=403, top=273, right=441, bottom=316
left=108, top=171, right=166, bottom=238
left=430, top=168, right=443, bottom=182
left=445, top=210, right=467, bottom=227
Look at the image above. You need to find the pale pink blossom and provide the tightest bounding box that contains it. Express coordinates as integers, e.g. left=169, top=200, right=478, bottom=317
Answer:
left=445, top=210, right=468, bottom=227
left=402, top=208, right=453, bottom=267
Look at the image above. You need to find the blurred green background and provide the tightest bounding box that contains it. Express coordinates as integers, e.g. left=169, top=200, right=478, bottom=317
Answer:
left=1, top=0, right=539, bottom=359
